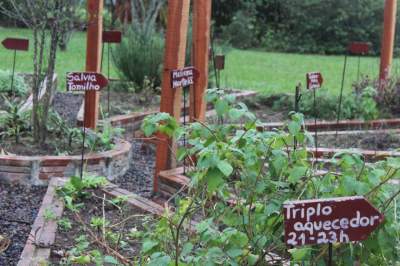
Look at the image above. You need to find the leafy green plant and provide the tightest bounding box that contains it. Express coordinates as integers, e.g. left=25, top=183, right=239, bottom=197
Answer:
left=85, top=122, right=124, bottom=152
left=44, top=208, right=57, bottom=221
left=58, top=217, right=73, bottom=231
left=138, top=89, right=400, bottom=265
left=113, top=27, right=164, bottom=90
left=0, top=70, right=28, bottom=96
left=0, top=95, right=30, bottom=143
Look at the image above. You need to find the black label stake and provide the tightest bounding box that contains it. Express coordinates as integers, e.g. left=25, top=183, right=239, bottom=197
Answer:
left=183, top=86, right=188, bottom=175
left=10, top=49, right=17, bottom=98
left=313, top=88, right=318, bottom=156
left=107, top=43, right=111, bottom=114
left=335, top=54, right=348, bottom=144
left=328, top=243, right=333, bottom=266
left=80, top=110, right=86, bottom=180
left=294, top=83, right=302, bottom=150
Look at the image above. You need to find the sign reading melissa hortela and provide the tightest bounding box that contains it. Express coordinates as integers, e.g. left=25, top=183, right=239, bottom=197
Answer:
left=284, top=196, right=384, bottom=247
left=306, top=72, right=323, bottom=90
left=66, top=72, right=108, bottom=92
left=171, top=66, right=198, bottom=89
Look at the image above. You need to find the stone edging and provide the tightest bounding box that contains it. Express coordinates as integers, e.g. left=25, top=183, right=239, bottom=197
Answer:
left=0, top=139, right=132, bottom=185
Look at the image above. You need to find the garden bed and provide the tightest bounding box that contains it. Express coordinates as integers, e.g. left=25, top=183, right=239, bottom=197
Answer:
left=18, top=177, right=164, bottom=265
left=0, top=139, right=131, bottom=186
left=0, top=182, right=46, bottom=266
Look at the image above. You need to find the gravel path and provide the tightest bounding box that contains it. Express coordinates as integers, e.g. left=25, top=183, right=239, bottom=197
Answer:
left=0, top=183, right=46, bottom=266
left=114, top=140, right=155, bottom=198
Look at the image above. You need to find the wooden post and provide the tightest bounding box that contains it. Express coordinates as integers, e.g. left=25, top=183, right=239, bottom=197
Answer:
left=380, top=0, right=397, bottom=84
left=154, top=0, right=190, bottom=193
left=190, top=0, right=212, bottom=122
left=84, top=0, right=103, bottom=129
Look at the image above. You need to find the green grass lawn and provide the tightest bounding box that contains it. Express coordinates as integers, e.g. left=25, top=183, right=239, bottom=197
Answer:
left=222, top=49, right=400, bottom=95
left=1, top=26, right=399, bottom=95
left=0, top=27, right=118, bottom=90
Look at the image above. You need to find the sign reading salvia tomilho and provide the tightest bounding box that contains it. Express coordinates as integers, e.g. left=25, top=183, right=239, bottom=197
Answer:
left=66, top=72, right=108, bottom=92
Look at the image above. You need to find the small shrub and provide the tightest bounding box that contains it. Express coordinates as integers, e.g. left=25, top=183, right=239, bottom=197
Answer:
left=0, top=70, right=28, bottom=96
left=112, top=27, right=164, bottom=91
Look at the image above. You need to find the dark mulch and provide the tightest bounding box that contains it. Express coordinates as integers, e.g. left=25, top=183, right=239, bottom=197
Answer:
left=0, top=183, right=47, bottom=266
left=113, top=140, right=155, bottom=198
left=52, top=92, right=83, bottom=126
left=317, top=132, right=400, bottom=151
left=99, top=90, right=160, bottom=118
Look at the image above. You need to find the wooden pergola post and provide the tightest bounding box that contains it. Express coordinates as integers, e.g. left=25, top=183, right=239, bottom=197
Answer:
left=380, top=0, right=397, bottom=84
left=84, top=0, right=103, bottom=129
left=190, top=0, right=212, bottom=122
left=154, top=0, right=190, bottom=193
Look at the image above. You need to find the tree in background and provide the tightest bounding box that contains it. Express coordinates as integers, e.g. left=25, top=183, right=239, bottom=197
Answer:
left=0, top=0, right=80, bottom=145
left=215, top=0, right=392, bottom=55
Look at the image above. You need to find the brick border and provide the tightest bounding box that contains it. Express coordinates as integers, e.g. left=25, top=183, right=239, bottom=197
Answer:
left=18, top=178, right=65, bottom=266
left=262, top=118, right=400, bottom=132
left=0, top=139, right=132, bottom=185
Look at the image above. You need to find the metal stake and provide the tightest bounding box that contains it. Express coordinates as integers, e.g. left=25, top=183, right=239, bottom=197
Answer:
left=80, top=110, right=87, bottom=180
left=357, top=56, right=361, bottom=82
left=183, top=86, right=187, bottom=175
left=294, top=83, right=302, bottom=150
left=328, top=243, right=333, bottom=266
left=107, top=43, right=111, bottom=114
left=335, top=54, right=348, bottom=144
left=10, top=49, right=17, bottom=98
left=313, top=88, right=318, bottom=155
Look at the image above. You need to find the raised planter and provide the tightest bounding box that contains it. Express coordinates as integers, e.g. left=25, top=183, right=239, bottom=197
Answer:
left=17, top=178, right=166, bottom=265
left=261, top=118, right=400, bottom=132
left=0, top=139, right=132, bottom=186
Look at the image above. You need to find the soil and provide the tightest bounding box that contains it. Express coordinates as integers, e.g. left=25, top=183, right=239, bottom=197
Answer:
left=99, top=90, right=160, bottom=118
left=52, top=92, right=83, bottom=126
left=0, top=183, right=46, bottom=266
left=50, top=188, right=155, bottom=264
left=114, top=140, right=155, bottom=198
left=317, top=132, right=400, bottom=151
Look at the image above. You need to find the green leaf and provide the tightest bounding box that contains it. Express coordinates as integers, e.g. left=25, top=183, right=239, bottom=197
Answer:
left=217, top=160, right=233, bottom=177
left=288, top=120, right=301, bottom=136
left=289, top=248, right=312, bottom=261
left=288, top=166, right=307, bottom=184
left=104, top=256, right=119, bottom=265
left=205, top=168, right=225, bottom=192
left=142, top=239, right=158, bottom=253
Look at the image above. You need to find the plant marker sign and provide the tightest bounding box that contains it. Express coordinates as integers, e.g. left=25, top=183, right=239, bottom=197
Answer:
left=348, top=42, right=370, bottom=55
left=306, top=72, right=323, bottom=90
left=284, top=196, right=384, bottom=246
left=102, top=30, right=122, bottom=43
left=171, top=66, right=198, bottom=89
left=1, top=38, right=29, bottom=51
left=66, top=72, right=109, bottom=92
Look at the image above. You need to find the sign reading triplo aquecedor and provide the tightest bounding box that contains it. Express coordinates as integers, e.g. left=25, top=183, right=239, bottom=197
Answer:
left=66, top=72, right=109, bottom=92
left=171, top=66, right=198, bottom=89
left=306, top=72, right=323, bottom=90
left=284, top=196, right=384, bottom=247
left=2, top=38, right=29, bottom=51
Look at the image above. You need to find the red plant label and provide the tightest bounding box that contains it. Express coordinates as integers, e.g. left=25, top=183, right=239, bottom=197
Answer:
left=348, top=42, right=370, bottom=55
left=215, top=55, right=225, bottom=70
left=103, top=31, right=122, bottom=43
left=284, top=196, right=384, bottom=247
left=171, top=67, right=198, bottom=89
left=66, top=72, right=109, bottom=92
left=2, top=38, right=29, bottom=51
left=306, top=72, right=323, bottom=90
